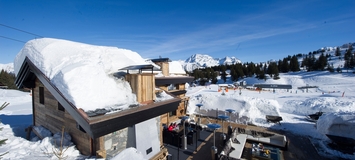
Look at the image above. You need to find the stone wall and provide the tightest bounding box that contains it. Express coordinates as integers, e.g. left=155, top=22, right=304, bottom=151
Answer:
left=103, top=128, right=129, bottom=159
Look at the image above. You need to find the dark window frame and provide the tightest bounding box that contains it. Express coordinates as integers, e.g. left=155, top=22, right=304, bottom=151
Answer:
left=76, top=123, right=86, bottom=133
left=39, top=87, right=44, bottom=104
left=169, top=110, right=177, bottom=117
left=58, top=102, right=65, bottom=112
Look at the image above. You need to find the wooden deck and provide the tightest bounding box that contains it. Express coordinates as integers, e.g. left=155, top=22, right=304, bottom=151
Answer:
left=164, top=117, right=286, bottom=160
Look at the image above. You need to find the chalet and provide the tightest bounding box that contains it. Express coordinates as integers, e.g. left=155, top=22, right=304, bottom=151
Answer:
left=14, top=38, right=193, bottom=159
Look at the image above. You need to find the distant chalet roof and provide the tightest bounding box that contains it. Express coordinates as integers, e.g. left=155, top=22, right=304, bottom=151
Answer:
left=254, top=84, right=292, bottom=89
left=15, top=57, right=181, bottom=138
left=150, top=58, right=171, bottom=62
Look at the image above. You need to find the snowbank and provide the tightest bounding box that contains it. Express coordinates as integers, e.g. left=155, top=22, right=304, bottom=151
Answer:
left=187, top=87, right=281, bottom=125
left=111, top=147, right=146, bottom=160
left=317, top=112, right=355, bottom=140
left=155, top=91, right=174, bottom=102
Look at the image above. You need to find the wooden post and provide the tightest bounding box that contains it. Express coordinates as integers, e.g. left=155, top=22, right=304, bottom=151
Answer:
left=25, top=126, right=33, bottom=140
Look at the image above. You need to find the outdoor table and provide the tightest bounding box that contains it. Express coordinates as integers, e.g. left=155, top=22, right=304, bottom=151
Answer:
left=251, top=143, right=281, bottom=160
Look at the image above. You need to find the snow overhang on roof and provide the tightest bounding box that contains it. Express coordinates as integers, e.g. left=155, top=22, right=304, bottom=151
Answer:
left=14, top=38, right=183, bottom=138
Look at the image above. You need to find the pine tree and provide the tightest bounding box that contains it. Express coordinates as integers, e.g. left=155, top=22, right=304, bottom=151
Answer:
left=281, top=58, right=289, bottom=73
left=247, top=62, right=256, bottom=77
left=336, top=66, right=341, bottom=73
left=316, top=53, right=327, bottom=70
left=267, top=62, right=279, bottom=78
left=350, top=55, right=355, bottom=68
left=0, top=70, right=17, bottom=89
left=258, top=70, right=266, bottom=80
left=344, top=45, right=353, bottom=61
left=335, top=47, right=341, bottom=56
left=211, top=71, right=218, bottom=84
left=290, top=55, right=300, bottom=72
left=327, top=63, right=335, bottom=73
left=236, top=64, right=244, bottom=79
left=308, top=55, right=316, bottom=71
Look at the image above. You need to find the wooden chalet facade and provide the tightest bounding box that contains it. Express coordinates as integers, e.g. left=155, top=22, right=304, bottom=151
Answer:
left=15, top=57, right=190, bottom=159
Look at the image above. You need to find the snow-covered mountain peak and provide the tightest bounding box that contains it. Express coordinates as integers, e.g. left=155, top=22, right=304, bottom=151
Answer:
left=185, top=54, right=219, bottom=66
left=182, top=54, right=242, bottom=72
left=0, top=63, right=14, bottom=73
left=220, top=56, right=242, bottom=65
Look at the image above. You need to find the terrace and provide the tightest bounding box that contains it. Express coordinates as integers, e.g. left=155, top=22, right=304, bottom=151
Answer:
left=162, top=114, right=322, bottom=160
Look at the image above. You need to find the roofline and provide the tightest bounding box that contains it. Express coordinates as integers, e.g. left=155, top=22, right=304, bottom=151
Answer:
left=88, top=98, right=181, bottom=138
left=155, top=76, right=194, bottom=86
left=150, top=58, right=171, bottom=62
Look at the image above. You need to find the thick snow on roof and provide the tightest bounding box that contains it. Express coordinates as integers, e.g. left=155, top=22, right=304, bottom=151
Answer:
left=14, top=38, right=150, bottom=111
left=169, top=61, right=186, bottom=75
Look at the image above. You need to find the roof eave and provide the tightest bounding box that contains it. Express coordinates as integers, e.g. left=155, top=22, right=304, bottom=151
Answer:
left=89, top=98, right=181, bottom=138
left=155, top=76, right=194, bottom=86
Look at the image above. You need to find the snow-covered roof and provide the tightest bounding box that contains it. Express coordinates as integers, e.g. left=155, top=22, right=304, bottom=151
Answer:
left=14, top=38, right=150, bottom=112
left=169, top=61, right=186, bottom=75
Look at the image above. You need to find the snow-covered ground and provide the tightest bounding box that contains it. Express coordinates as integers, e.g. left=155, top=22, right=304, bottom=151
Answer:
left=186, top=71, right=355, bottom=159
left=1, top=71, right=354, bottom=159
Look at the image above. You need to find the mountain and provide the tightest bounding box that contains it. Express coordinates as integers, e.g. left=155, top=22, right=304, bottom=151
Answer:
left=0, top=63, right=14, bottom=73
left=182, top=54, right=242, bottom=72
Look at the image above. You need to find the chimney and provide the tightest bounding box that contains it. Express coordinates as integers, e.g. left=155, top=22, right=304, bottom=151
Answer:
left=151, top=58, right=170, bottom=76
left=125, top=73, right=155, bottom=103
left=160, top=62, right=169, bottom=76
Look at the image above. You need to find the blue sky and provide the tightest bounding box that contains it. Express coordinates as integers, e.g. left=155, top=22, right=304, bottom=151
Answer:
left=1, top=0, right=354, bottom=64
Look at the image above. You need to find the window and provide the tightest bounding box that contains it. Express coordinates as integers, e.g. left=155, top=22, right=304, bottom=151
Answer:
left=58, top=102, right=65, bottom=112
left=76, top=123, right=86, bottom=133
left=167, top=84, right=177, bottom=91
left=39, top=87, right=44, bottom=104
left=169, top=110, right=176, bottom=117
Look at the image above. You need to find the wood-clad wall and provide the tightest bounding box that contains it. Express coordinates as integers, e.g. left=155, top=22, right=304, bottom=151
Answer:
left=33, top=79, right=93, bottom=155
left=154, top=62, right=169, bottom=76
left=125, top=73, right=155, bottom=103
left=161, top=62, right=169, bottom=76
